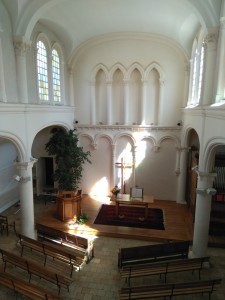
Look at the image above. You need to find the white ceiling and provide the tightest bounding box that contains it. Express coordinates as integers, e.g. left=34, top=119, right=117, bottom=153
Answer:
left=2, top=0, right=223, bottom=59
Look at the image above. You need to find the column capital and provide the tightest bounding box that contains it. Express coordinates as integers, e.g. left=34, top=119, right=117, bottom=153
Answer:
left=203, top=32, right=218, bottom=51
left=14, top=36, right=32, bottom=56
left=16, top=159, right=37, bottom=170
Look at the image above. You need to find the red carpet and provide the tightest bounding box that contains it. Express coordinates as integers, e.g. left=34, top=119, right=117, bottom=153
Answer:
left=94, top=204, right=165, bottom=230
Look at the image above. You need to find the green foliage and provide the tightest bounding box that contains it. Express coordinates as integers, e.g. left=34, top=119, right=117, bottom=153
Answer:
left=78, top=213, right=89, bottom=224
left=45, top=128, right=91, bottom=190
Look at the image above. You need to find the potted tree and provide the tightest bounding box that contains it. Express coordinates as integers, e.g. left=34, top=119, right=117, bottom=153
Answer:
left=45, top=127, right=91, bottom=221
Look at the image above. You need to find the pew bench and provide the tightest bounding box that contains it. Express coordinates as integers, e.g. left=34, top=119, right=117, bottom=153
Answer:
left=17, top=233, right=82, bottom=277
left=120, top=278, right=222, bottom=300
left=36, top=223, right=94, bottom=263
left=0, top=271, right=63, bottom=300
left=0, top=215, right=16, bottom=235
left=0, top=248, right=73, bottom=294
left=120, top=256, right=210, bottom=285
left=118, top=240, right=190, bottom=268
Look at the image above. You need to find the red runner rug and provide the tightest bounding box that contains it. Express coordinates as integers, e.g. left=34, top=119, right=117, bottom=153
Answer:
left=94, top=204, right=165, bottom=230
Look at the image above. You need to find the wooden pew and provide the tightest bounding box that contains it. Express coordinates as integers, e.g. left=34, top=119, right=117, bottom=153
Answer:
left=17, top=233, right=83, bottom=277
left=36, top=223, right=94, bottom=262
left=0, top=248, right=73, bottom=294
left=120, top=278, right=222, bottom=299
left=0, top=271, right=63, bottom=300
left=118, top=240, right=190, bottom=268
left=120, top=256, right=210, bottom=285
left=0, top=215, right=16, bottom=235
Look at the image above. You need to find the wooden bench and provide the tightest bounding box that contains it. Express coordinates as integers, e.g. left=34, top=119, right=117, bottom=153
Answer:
left=36, top=223, right=94, bottom=263
left=0, top=215, right=16, bottom=235
left=118, top=240, right=190, bottom=268
left=0, top=248, right=73, bottom=294
left=121, top=256, right=210, bottom=285
left=120, top=278, right=222, bottom=299
left=0, top=271, right=63, bottom=300
left=17, top=233, right=83, bottom=277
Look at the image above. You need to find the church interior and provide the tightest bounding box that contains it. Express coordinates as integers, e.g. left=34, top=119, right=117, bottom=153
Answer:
left=0, top=0, right=225, bottom=299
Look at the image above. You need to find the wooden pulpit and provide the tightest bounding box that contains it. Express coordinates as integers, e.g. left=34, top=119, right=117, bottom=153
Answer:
left=56, top=190, right=82, bottom=221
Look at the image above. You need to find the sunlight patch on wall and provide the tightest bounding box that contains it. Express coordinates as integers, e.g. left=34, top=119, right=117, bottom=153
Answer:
left=117, top=143, right=133, bottom=191
left=89, top=176, right=110, bottom=202
left=135, top=140, right=147, bottom=168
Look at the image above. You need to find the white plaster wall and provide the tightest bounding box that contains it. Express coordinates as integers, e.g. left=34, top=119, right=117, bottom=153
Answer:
left=73, top=36, right=186, bottom=126
left=0, top=142, right=19, bottom=211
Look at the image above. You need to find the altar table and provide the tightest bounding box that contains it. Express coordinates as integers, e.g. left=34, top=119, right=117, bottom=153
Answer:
left=113, top=195, right=154, bottom=220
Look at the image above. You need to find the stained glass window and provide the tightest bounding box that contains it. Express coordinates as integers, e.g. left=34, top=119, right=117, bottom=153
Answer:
left=52, top=49, right=61, bottom=103
left=37, top=41, right=49, bottom=101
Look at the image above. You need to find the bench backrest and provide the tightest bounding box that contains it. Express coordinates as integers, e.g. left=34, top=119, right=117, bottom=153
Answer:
left=37, top=223, right=89, bottom=249
left=118, top=241, right=190, bottom=267
left=121, top=241, right=190, bottom=260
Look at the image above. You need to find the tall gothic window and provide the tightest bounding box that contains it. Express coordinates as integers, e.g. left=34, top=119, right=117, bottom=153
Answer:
left=52, top=49, right=61, bottom=103
left=36, top=38, right=62, bottom=104
left=37, top=41, right=49, bottom=101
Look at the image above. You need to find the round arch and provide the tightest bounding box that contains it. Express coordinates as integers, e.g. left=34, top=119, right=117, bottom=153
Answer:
left=0, top=132, right=26, bottom=162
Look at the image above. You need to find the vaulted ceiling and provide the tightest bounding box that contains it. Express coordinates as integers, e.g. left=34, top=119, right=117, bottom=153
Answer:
left=2, top=0, right=223, bottom=59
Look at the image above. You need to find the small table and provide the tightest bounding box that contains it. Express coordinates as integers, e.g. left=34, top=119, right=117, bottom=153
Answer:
left=113, top=195, right=154, bottom=220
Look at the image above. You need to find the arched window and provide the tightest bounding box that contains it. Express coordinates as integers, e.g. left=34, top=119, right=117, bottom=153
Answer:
left=37, top=40, right=49, bottom=101
left=52, top=49, right=61, bottom=103
left=36, top=36, right=63, bottom=104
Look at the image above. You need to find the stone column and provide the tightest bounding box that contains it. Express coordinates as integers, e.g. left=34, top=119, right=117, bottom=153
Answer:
left=132, top=145, right=137, bottom=186
left=155, top=79, right=165, bottom=125
left=201, top=31, right=218, bottom=105
left=123, top=79, right=129, bottom=125
left=191, top=170, right=217, bottom=257
left=176, top=147, right=188, bottom=204
left=140, top=80, right=147, bottom=125
left=106, top=80, right=112, bottom=125
left=0, top=38, right=6, bottom=102
left=16, top=160, right=36, bottom=238
left=214, top=18, right=225, bottom=102
left=112, top=144, right=116, bottom=187
left=91, top=81, right=96, bottom=125
left=68, top=67, right=74, bottom=106
left=14, top=36, right=31, bottom=104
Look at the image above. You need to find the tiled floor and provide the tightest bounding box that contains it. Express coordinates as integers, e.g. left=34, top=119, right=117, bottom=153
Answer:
left=0, top=199, right=225, bottom=300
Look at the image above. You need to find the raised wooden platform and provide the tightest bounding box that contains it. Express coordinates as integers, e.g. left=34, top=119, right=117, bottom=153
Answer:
left=36, top=195, right=194, bottom=243
left=35, top=194, right=225, bottom=247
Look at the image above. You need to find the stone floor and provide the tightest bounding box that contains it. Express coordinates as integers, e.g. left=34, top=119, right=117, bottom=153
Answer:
left=0, top=199, right=224, bottom=300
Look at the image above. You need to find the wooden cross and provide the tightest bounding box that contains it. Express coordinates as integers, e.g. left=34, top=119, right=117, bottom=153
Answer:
left=115, top=158, right=133, bottom=194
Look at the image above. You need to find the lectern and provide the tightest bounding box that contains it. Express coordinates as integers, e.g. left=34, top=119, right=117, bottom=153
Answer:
left=56, top=190, right=82, bottom=221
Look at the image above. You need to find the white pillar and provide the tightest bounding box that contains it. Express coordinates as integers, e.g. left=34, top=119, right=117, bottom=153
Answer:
left=176, top=147, right=188, bottom=204
left=132, top=145, right=137, bottom=187
left=201, top=31, right=218, bottom=105
left=16, top=161, right=36, bottom=238
left=91, top=81, right=96, bottom=125
left=191, top=170, right=217, bottom=257
left=14, top=36, right=31, bottom=104
left=123, top=79, right=129, bottom=125
left=112, top=144, right=116, bottom=187
left=140, top=80, right=147, bottom=125
left=214, top=18, right=225, bottom=102
left=0, top=38, right=6, bottom=102
left=106, top=80, right=112, bottom=125
left=68, top=68, right=74, bottom=106
left=155, top=79, right=165, bottom=125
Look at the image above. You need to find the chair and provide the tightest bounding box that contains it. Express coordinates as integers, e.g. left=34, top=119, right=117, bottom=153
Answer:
left=0, top=215, right=16, bottom=235
left=130, top=187, right=144, bottom=200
